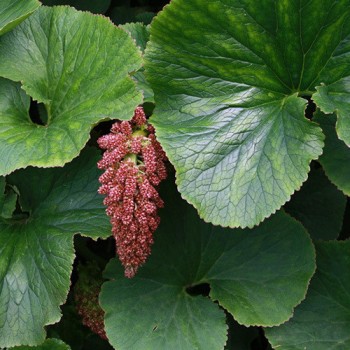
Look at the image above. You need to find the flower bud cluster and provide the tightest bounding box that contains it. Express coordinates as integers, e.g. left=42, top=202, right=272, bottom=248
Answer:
left=97, top=107, right=167, bottom=278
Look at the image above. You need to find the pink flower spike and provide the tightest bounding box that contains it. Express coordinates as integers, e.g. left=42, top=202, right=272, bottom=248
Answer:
left=132, top=106, right=147, bottom=126
left=97, top=106, right=167, bottom=278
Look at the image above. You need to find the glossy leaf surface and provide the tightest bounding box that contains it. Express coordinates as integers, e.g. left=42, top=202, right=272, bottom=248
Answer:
left=145, top=0, right=350, bottom=227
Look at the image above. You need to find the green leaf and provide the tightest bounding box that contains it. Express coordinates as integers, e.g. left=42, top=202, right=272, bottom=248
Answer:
left=135, top=12, right=155, bottom=25
left=143, top=0, right=350, bottom=228
left=265, top=241, right=350, bottom=350
left=152, top=93, right=322, bottom=229
left=314, top=80, right=350, bottom=146
left=120, top=22, right=154, bottom=103
left=0, top=148, right=111, bottom=347
left=0, top=6, right=142, bottom=176
left=284, top=167, right=347, bottom=240
left=102, top=260, right=228, bottom=350
left=313, top=16, right=350, bottom=146
left=120, top=22, right=150, bottom=53
left=0, top=0, right=40, bottom=36
left=314, top=111, right=350, bottom=195
left=100, top=184, right=315, bottom=350
left=133, top=70, right=154, bottom=103
left=12, top=338, right=71, bottom=350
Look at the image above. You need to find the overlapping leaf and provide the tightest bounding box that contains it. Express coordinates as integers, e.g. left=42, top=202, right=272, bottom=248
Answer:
left=0, top=6, right=142, bottom=176
left=314, top=80, right=350, bottom=145
left=0, top=148, right=111, bottom=348
left=284, top=167, right=347, bottom=240
left=0, top=0, right=40, bottom=36
left=313, top=23, right=350, bottom=146
left=121, top=23, right=149, bottom=52
left=100, top=183, right=315, bottom=350
left=144, top=0, right=350, bottom=228
left=265, top=241, right=350, bottom=350
left=314, top=111, right=350, bottom=195
left=121, top=22, right=154, bottom=103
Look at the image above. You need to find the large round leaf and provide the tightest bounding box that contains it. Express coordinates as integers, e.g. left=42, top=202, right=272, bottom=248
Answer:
left=314, top=111, right=350, bottom=195
left=0, top=148, right=111, bottom=348
left=0, top=6, right=142, bottom=176
left=100, top=183, right=315, bottom=350
left=143, top=0, right=350, bottom=228
left=0, top=0, right=40, bottom=36
left=265, top=241, right=350, bottom=350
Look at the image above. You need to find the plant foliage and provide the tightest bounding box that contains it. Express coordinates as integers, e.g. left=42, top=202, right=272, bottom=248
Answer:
left=100, top=183, right=315, bottom=350
left=0, top=149, right=110, bottom=347
left=0, top=6, right=142, bottom=175
left=144, top=0, right=350, bottom=228
left=0, top=0, right=349, bottom=349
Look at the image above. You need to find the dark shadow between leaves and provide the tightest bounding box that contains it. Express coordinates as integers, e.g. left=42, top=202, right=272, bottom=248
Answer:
left=185, top=282, right=211, bottom=297
left=29, top=99, right=48, bottom=126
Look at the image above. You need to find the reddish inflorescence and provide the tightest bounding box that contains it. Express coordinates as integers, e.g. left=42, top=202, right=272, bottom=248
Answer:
left=74, top=265, right=107, bottom=340
left=97, top=107, right=167, bottom=278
